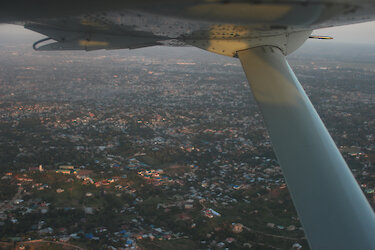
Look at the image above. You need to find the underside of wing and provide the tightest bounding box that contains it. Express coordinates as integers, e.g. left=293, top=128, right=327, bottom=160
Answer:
left=10, top=0, right=373, bottom=54
left=2, top=0, right=375, bottom=28
left=25, top=17, right=167, bottom=51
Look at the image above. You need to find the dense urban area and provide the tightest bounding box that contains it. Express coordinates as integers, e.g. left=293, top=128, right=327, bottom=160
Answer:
left=0, top=41, right=374, bottom=250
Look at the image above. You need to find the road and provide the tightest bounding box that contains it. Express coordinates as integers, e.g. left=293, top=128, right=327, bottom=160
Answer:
left=16, top=239, right=85, bottom=250
left=0, top=186, right=23, bottom=213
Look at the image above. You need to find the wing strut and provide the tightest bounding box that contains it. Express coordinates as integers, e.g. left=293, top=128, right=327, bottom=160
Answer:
left=238, top=46, right=375, bottom=249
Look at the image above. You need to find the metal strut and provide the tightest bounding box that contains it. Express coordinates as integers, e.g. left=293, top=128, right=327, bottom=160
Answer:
left=238, top=46, right=375, bottom=249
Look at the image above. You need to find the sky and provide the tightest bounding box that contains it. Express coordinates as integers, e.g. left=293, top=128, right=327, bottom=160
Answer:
left=314, top=21, right=375, bottom=44
left=0, top=21, right=375, bottom=45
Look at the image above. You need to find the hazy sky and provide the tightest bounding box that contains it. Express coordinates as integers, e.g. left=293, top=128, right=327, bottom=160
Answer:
left=314, top=21, right=375, bottom=44
left=0, top=21, right=375, bottom=45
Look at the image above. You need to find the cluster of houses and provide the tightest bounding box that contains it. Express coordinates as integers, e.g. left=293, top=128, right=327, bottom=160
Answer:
left=137, top=169, right=176, bottom=186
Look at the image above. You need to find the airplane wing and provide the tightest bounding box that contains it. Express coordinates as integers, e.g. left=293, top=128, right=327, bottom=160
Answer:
left=2, top=0, right=375, bottom=27
left=25, top=17, right=167, bottom=51
left=1, top=1, right=375, bottom=249
left=5, top=1, right=373, bottom=54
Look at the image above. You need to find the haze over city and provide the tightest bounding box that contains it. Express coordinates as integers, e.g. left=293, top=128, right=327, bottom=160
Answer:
left=0, top=23, right=374, bottom=249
